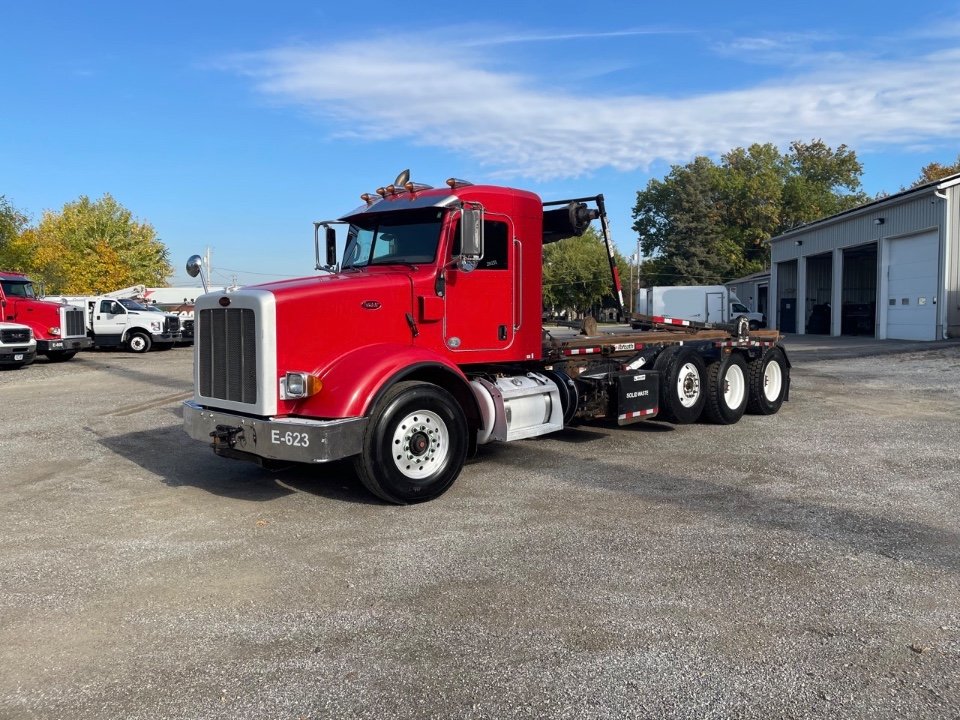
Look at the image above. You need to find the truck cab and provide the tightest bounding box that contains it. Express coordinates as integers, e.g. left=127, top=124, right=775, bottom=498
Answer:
left=0, top=271, right=92, bottom=361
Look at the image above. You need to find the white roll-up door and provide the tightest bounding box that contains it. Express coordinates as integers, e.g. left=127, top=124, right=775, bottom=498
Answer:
left=886, top=232, right=939, bottom=341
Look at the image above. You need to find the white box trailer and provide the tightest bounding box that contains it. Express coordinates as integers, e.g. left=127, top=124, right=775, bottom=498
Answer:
left=634, top=285, right=766, bottom=329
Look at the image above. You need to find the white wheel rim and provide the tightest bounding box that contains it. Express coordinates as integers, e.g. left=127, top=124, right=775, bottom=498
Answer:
left=723, top=364, right=746, bottom=409
left=676, top=362, right=701, bottom=408
left=762, top=360, right=783, bottom=401
left=131, top=336, right=145, bottom=351
left=391, top=410, right=449, bottom=480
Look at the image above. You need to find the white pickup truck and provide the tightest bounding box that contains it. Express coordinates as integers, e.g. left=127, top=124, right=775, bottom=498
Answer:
left=0, top=322, right=37, bottom=368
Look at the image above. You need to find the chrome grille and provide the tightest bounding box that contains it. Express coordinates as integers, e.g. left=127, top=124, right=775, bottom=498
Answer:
left=198, top=308, right=257, bottom=404
left=63, top=307, right=86, bottom=337
left=1, top=328, right=30, bottom=343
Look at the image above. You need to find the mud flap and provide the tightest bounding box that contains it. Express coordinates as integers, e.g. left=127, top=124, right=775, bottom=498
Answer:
left=611, top=370, right=659, bottom=425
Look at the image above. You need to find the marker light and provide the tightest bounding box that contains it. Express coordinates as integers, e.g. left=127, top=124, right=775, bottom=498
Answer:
left=281, top=372, right=322, bottom=400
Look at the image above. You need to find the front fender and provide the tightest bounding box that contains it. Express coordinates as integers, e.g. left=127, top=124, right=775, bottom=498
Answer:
left=297, top=343, right=471, bottom=419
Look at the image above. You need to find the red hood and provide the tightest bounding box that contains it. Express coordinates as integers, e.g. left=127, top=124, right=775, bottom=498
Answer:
left=2, top=296, right=65, bottom=339
left=258, top=270, right=417, bottom=378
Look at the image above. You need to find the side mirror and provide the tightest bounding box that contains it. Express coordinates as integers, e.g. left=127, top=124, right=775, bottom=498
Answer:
left=185, top=254, right=209, bottom=293
left=325, top=226, right=337, bottom=267
left=315, top=223, right=338, bottom=271
left=458, top=207, right=483, bottom=271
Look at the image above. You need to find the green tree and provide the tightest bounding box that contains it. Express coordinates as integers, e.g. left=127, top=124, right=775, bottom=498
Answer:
left=543, top=227, right=624, bottom=317
left=780, top=140, right=866, bottom=229
left=0, top=196, right=29, bottom=266
left=632, top=139, right=868, bottom=285
left=912, top=153, right=960, bottom=187
left=633, top=156, right=742, bottom=285
left=8, top=194, right=171, bottom=294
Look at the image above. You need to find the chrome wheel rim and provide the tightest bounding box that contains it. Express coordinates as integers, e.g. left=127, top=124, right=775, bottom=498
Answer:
left=676, top=362, right=701, bottom=408
left=391, top=410, right=449, bottom=479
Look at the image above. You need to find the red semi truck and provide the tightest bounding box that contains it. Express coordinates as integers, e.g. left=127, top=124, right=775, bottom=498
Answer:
left=0, top=271, right=92, bottom=361
left=183, top=176, right=790, bottom=503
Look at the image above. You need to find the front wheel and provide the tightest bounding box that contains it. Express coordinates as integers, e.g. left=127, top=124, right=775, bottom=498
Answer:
left=354, top=381, right=468, bottom=504
left=127, top=332, right=152, bottom=353
left=746, top=347, right=788, bottom=415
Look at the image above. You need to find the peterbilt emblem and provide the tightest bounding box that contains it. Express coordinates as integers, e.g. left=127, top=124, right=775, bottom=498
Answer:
left=218, top=296, right=231, bottom=307
left=361, top=300, right=382, bottom=310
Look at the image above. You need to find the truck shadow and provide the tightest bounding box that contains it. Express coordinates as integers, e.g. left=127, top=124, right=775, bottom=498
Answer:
left=97, top=409, right=378, bottom=505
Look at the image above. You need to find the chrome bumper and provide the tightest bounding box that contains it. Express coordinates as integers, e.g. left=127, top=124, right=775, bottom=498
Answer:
left=183, top=400, right=367, bottom=464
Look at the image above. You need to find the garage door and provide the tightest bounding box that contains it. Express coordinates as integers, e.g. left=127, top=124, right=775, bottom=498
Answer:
left=886, top=232, right=939, bottom=341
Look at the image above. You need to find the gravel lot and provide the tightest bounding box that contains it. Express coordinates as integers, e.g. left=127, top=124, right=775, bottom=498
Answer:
left=1, top=342, right=958, bottom=719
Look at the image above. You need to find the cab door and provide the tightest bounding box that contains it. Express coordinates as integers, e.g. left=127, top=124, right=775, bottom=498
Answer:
left=443, top=216, right=515, bottom=354
left=93, top=299, right=127, bottom=344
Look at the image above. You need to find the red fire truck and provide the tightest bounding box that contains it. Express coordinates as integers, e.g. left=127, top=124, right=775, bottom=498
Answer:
left=0, top=271, right=92, bottom=361
left=183, top=175, right=790, bottom=503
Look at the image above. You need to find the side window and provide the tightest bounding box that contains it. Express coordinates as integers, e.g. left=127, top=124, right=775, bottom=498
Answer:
left=478, top=220, right=508, bottom=270
left=451, top=218, right=509, bottom=270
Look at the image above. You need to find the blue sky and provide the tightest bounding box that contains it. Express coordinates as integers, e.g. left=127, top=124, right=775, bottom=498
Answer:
left=3, top=1, right=960, bottom=287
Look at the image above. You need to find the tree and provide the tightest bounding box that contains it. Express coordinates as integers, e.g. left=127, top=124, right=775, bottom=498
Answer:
left=543, top=227, right=624, bottom=317
left=5, top=194, right=171, bottom=294
left=912, top=154, right=960, bottom=187
left=632, top=139, right=869, bottom=285
left=780, top=140, right=867, bottom=229
left=0, top=196, right=29, bottom=265
left=633, top=156, right=743, bottom=285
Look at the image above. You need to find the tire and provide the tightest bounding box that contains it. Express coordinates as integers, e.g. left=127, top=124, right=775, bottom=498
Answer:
left=541, top=369, right=578, bottom=425
left=354, top=381, right=468, bottom=504
left=654, top=346, right=706, bottom=424
left=127, top=332, right=152, bottom=353
left=746, top=347, right=788, bottom=415
left=748, top=320, right=761, bottom=331
left=702, top=353, right=749, bottom=425
left=44, top=351, right=77, bottom=363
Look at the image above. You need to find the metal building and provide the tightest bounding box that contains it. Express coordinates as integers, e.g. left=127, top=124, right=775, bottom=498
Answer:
left=765, top=173, right=960, bottom=340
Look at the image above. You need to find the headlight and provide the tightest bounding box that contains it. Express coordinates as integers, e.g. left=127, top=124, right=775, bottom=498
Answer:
left=280, top=372, right=322, bottom=400
left=49, top=327, right=61, bottom=336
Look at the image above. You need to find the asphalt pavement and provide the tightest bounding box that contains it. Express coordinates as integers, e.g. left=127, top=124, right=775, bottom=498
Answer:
left=1, top=338, right=958, bottom=719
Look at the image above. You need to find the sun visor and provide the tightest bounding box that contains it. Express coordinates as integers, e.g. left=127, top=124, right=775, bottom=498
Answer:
left=339, top=193, right=461, bottom=222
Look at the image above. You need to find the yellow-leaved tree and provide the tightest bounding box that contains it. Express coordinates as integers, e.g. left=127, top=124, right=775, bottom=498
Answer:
left=6, top=194, right=171, bottom=294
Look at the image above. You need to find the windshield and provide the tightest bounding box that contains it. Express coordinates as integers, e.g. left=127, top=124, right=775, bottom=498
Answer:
left=342, top=208, right=445, bottom=269
left=732, top=302, right=749, bottom=313
left=118, top=298, right=148, bottom=311
left=0, top=279, right=37, bottom=299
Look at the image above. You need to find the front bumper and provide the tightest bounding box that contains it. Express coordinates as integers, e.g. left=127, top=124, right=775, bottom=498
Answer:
left=152, top=332, right=179, bottom=345
left=37, top=336, right=93, bottom=353
left=0, top=347, right=36, bottom=365
left=183, top=400, right=368, bottom=464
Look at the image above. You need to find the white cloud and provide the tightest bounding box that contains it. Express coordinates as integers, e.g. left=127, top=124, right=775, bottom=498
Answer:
left=225, top=35, right=960, bottom=180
